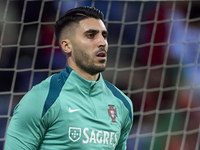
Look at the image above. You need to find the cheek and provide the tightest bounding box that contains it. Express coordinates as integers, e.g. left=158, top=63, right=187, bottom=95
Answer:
left=74, top=38, right=97, bottom=56
left=77, top=40, right=92, bottom=51
left=80, top=43, right=95, bottom=55
left=105, top=44, right=108, bottom=51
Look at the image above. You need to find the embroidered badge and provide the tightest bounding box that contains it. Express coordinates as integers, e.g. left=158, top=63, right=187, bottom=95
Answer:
left=108, top=105, right=117, bottom=122
left=69, top=127, right=81, bottom=142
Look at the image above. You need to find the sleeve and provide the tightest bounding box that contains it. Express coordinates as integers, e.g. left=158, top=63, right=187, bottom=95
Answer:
left=115, top=97, right=133, bottom=150
left=5, top=85, right=48, bottom=150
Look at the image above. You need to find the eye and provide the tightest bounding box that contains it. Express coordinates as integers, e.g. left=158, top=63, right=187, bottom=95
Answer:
left=102, top=31, right=108, bottom=39
left=102, top=33, right=108, bottom=39
left=87, top=33, right=95, bottom=39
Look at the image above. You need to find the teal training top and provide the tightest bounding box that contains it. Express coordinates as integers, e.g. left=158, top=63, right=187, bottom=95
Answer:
left=5, top=65, right=133, bottom=150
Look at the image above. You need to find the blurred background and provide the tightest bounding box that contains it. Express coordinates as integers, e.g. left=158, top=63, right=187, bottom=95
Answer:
left=1, top=0, right=200, bottom=150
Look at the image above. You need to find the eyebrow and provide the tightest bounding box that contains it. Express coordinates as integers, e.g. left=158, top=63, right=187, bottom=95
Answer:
left=84, top=29, right=108, bottom=36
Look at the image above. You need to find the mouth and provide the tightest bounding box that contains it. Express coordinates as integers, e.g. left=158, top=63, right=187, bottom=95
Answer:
left=96, top=51, right=107, bottom=61
left=96, top=51, right=106, bottom=57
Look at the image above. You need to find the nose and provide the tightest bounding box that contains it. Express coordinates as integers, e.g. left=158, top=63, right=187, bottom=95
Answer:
left=98, top=35, right=107, bottom=48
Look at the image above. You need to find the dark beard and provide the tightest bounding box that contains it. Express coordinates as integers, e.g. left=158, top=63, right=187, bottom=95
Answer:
left=75, top=58, right=106, bottom=75
left=73, top=46, right=107, bottom=75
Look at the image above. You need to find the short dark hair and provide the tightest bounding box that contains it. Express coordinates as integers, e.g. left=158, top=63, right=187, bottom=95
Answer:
left=55, top=6, right=104, bottom=43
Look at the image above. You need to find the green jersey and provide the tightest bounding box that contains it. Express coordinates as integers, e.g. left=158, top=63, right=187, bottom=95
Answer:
left=5, top=65, right=133, bottom=150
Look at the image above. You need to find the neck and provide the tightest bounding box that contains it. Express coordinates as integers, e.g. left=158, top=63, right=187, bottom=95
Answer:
left=75, top=67, right=100, bottom=81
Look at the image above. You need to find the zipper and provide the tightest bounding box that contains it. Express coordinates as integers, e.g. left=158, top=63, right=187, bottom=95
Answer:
left=88, top=83, right=97, bottom=118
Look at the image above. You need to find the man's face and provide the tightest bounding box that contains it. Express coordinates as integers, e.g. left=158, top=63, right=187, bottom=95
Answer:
left=70, top=18, right=108, bottom=75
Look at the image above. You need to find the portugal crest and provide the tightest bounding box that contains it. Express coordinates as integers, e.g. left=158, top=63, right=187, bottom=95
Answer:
left=108, top=105, right=117, bottom=122
left=69, top=127, right=81, bottom=142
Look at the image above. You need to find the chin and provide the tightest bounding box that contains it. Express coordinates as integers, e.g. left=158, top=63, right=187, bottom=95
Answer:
left=97, top=63, right=106, bottom=71
left=89, top=65, right=106, bottom=75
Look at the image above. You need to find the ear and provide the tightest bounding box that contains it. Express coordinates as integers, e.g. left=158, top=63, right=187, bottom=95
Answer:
left=61, top=39, right=72, bottom=54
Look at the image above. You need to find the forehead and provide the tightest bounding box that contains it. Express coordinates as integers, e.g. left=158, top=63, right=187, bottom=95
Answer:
left=78, top=18, right=107, bottom=32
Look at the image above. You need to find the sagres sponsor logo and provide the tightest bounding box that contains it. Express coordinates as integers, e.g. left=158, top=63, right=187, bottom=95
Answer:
left=69, top=127, right=81, bottom=142
left=68, top=127, right=119, bottom=147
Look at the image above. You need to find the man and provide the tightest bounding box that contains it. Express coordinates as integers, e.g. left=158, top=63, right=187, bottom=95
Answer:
left=5, top=6, right=133, bottom=150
